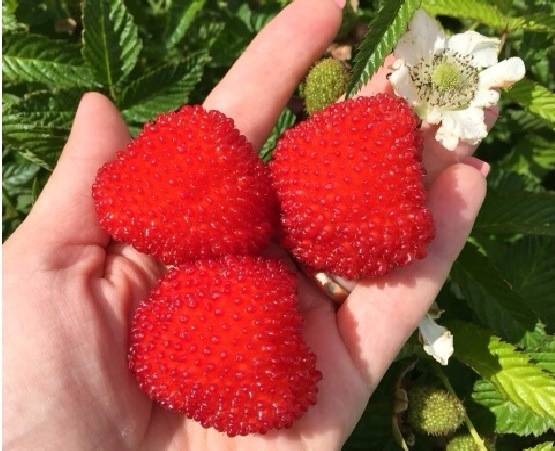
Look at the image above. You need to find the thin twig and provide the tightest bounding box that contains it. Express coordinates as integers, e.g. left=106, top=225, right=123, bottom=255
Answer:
left=433, top=366, right=488, bottom=451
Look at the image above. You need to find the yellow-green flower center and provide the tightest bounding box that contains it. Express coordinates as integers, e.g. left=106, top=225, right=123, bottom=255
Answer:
left=431, top=62, right=464, bottom=90
left=409, top=51, right=480, bottom=110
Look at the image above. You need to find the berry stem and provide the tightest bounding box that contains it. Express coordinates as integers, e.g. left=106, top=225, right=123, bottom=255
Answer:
left=433, top=366, right=488, bottom=451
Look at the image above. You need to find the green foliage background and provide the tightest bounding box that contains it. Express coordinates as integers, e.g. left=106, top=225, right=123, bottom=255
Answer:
left=2, top=0, right=555, bottom=449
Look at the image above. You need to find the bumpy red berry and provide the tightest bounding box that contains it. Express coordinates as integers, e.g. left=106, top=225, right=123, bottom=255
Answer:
left=270, top=94, right=434, bottom=279
left=92, top=105, right=277, bottom=265
left=129, top=256, right=321, bottom=437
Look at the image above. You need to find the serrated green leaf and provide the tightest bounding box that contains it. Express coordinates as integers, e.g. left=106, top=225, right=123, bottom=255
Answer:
left=505, top=79, right=555, bottom=125
left=186, top=18, right=226, bottom=53
left=487, top=168, right=542, bottom=193
left=492, top=0, right=512, bottom=13
left=474, top=188, right=555, bottom=236
left=521, top=325, right=555, bottom=375
left=525, top=442, right=555, bottom=451
left=516, top=12, right=555, bottom=34
left=450, top=243, right=538, bottom=342
left=3, top=90, right=80, bottom=169
left=236, top=4, right=276, bottom=33
left=164, top=0, right=206, bottom=49
left=472, top=379, right=555, bottom=436
left=6, top=89, right=82, bottom=114
left=3, top=192, right=18, bottom=221
left=3, top=33, right=96, bottom=88
left=530, top=341, right=555, bottom=376
left=422, top=0, right=510, bottom=29
left=143, top=0, right=172, bottom=15
left=18, top=149, right=53, bottom=171
left=3, top=94, right=21, bottom=113
left=516, top=31, right=552, bottom=87
left=120, top=52, right=210, bottom=124
left=501, top=135, right=555, bottom=184
left=82, top=0, right=143, bottom=96
left=2, top=0, right=27, bottom=32
left=486, top=237, right=555, bottom=330
left=423, top=0, right=555, bottom=32
left=508, top=110, right=553, bottom=133
left=205, top=16, right=253, bottom=68
left=3, top=111, right=73, bottom=158
left=259, top=108, right=296, bottom=162
left=450, top=321, right=555, bottom=419
left=347, top=0, right=421, bottom=97
left=2, top=162, right=41, bottom=193
left=531, top=143, right=555, bottom=171
left=31, top=177, right=41, bottom=203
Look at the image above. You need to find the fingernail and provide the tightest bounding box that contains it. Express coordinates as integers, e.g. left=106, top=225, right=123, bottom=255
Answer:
left=462, top=157, right=490, bottom=177
left=333, top=0, right=346, bottom=8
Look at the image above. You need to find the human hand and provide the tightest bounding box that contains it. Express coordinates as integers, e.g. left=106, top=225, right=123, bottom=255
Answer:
left=3, top=0, right=492, bottom=450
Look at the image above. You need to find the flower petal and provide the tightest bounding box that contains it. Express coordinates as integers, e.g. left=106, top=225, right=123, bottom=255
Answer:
left=390, top=63, right=443, bottom=123
left=447, top=30, right=500, bottom=68
left=435, top=107, right=487, bottom=150
left=418, top=315, right=453, bottom=366
left=423, top=107, right=443, bottom=124
left=394, top=10, right=445, bottom=65
left=479, top=57, right=526, bottom=89
left=390, top=62, right=419, bottom=105
left=471, top=87, right=499, bottom=108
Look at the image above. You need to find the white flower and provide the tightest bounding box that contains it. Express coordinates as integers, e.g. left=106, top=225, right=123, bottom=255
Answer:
left=390, top=10, right=525, bottom=150
left=418, top=314, right=453, bottom=365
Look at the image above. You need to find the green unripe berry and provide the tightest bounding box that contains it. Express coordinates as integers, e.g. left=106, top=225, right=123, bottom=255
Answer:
left=407, top=386, right=465, bottom=436
left=446, top=434, right=480, bottom=451
left=302, top=58, right=349, bottom=115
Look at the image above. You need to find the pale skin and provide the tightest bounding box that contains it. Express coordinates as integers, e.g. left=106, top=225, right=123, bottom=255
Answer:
left=3, top=0, right=495, bottom=450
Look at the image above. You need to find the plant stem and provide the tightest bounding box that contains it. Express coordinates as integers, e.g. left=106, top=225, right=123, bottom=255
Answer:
left=434, top=366, right=488, bottom=451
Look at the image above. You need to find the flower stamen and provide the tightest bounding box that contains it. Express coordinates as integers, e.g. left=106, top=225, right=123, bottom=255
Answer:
left=409, top=51, right=480, bottom=111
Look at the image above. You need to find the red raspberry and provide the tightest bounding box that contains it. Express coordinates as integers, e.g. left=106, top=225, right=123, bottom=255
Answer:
left=92, top=105, right=277, bottom=265
left=129, top=256, right=321, bottom=436
left=270, top=95, right=434, bottom=279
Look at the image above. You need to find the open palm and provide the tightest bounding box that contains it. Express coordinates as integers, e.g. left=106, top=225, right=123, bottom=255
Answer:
left=3, top=1, right=492, bottom=450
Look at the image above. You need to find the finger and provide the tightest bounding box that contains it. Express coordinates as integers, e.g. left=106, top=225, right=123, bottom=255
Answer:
left=336, top=163, right=487, bottom=385
left=100, top=242, right=166, bottom=320
left=203, top=0, right=343, bottom=149
left=24, top=93, right=130, bottom=248
left=422, top=106, right=499, bottom=182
